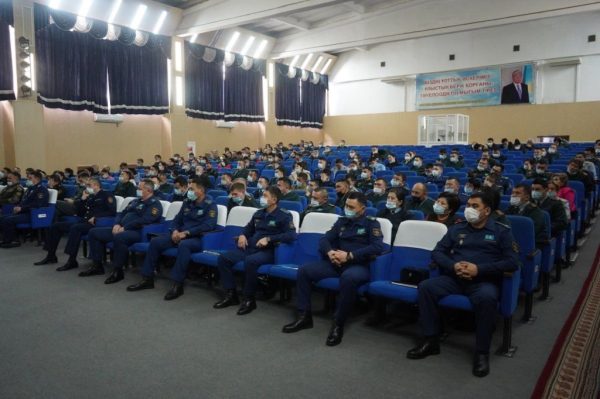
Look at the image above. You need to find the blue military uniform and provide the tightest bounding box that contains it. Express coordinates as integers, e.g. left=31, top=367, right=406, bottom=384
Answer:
left=419, top=219, right=519, bottom=354
left=88, top=196, right=162, bottom=270
left=141, top=198, right=218, bottom=283
left=45, top=190, right=117, bottom=260
left=0, top=183, right=49, bottom=244
left=217, top=206, right=297, bottom=298
left=295, top=213, right=384, bottom=325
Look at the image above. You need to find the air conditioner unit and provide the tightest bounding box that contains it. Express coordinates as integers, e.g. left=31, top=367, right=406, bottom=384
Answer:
left=93, top=113, right=124, bottom=125
left=215, top=120, right=236, bottom=129
left=547, top=57, right=581, bottom=67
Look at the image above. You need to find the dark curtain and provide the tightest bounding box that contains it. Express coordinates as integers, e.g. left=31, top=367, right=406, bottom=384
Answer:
left=300, top=74, right=328, bottom=128
left=275, top=64, right=301, bottom=127
left=35, top=4, right=108, bottom=113
left=0, top=0, right=15, bottom=101
left=106, top=34, right=170, bottom=115
left=184, top=43, right=224, bottom=120
left=224, top=55, right=265, bottom=122
left=34, top=3, right=170, bottom=115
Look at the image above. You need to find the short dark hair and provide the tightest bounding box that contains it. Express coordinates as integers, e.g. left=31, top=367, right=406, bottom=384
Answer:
left=30, top=171, right=43, bottom=180
left=346, top=191, right=367, bottom=206
left=469, top=190, right=494, bottom=209
left=190, top=177, right=206, bottom=191
left=388, top=187, right=405, bottom=202
left=142, top=178, right=155, bottom=191
left=265, top=185, right=281, bottom=202
left=8, top=171, right=21, bottom=180
left=532, top=177, right=548, bottom=188
left=174, top=176, right=188, bottom=186
left=514, top=183, right=532, bottom=198
left=230, top=182, right=245, bottom=193
left=277, top=177, right=292, bottom=188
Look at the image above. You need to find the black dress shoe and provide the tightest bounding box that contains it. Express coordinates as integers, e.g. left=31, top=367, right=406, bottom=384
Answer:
left=1, top=241, right=21, bottom=248
left=104, top=269, right=124, bottom=284
left=406, top=338, right=440, bottom=359
left=78, top=264, right=105, bottom=277
left=56, top=260, right=78, bottom=272
left=472, top=354, right=490, bottom=377
left=236, top=298, right=257, bottom=315
left=34, top=255, right=58, bottom=265
left=164, top=283, right=184, bottom=300
left=282, top=312, right=314, bottom=333
left=213, top=290, right=240, bottom=309
left=127, top=278, right=155, bottom=292
left=326, top=323, right=344, bottom=346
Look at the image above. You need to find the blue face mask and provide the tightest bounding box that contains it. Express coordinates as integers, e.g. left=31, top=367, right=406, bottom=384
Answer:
left=385, top=200, right=397, bottom=209
left=259, top=196, right=268, bottom=208
left=25, top=180, right=34, bottom=187
left=232, top=196, right=243, bottom=204
left=344, top=207, right=357, bottom=218
left=187, top=190, right=198, bottom=201
left=174, top=188, right=182, bottom=195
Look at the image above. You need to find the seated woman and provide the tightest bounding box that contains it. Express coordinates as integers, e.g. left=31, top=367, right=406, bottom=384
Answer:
left=551, top=173, right=577, bottom=219
left=376, top=187, right=410, bottom=242
left=427, top=192, right=461, bottom=226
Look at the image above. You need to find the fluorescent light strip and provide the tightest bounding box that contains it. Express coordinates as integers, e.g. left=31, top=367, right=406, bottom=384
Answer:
left=225, top=31, right=240, bottom=52
left=30, top=55, right=36, bottom=92
left=240, top=36, right=255, bottom=55
left=301, top=53, right=313, bottom=70
left=254, top=39, right=268, bottom=59
left=107, top=0, right=122, bottom=23
left=190, top=33, right=198, bottom=43
left=268, top=62, right=274, bottom=88
left=312, top=56, right=323, bottom=71
left=49, top=0, right=61, bottom=9
left=320, top=58, right=333, bottom=74
left=175, top=76, right=183, bottom=106
left=289, top=55, right=300, bottom=68
left=79, top=0, right=94, bottom=17
left=130, top=4, right=147, bottom=30
left=152, top=10, right=167, bottom=34
left=9, top=26, right=17, bottom=98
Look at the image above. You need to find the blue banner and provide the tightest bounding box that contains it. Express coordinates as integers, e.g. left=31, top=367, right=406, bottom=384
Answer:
left=416, top=68, right=501, bottom=110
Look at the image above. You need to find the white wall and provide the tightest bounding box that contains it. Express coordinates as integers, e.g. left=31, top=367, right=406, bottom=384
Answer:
left=329, top=11, right=600, bottom=115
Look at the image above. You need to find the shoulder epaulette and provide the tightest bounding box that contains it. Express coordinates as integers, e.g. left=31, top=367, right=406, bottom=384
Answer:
left=494, top=221, right=511, bottom=229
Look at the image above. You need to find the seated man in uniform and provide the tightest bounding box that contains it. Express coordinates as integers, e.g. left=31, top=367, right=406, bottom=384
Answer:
left=127, top=178, right=218, bottom=300
left=0, top=171, right=24, bottom=206
left=34, top=177, right=116, bottom=270
left=114, top=170, right=137, bottom=198
left=171, top=176, right=189, bottom=202
left=300, top=187, right=337, bottom=222
left=366, top=178, right=388, bottom=206
left=214, top=186, right=297, bottom=315
left=531, top=178, right=568, bottom=237
left=276, top=177, right=300, bottom=202
left=407, top=191, right=519, bottom=378
left=81, top=179, right=162, bottom=284
left=282, top=192, right=384, bottom=346
left=505, top=184, right=549, bottom=248
left=0, top=171, right=49, bottom=248
left=227, top=182, right=257, bottom=211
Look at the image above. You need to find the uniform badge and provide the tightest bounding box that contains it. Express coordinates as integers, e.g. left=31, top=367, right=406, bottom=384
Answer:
left=512, top=241, right=520, bottom=253
left=484, top=234, right=495, bottom=241
left=38, top=193, right=43, bottom=199
left=372, top=228, right=381, bottom=237
left=151, top=207, right=159, bottom=216
left=268, top=220, right=277, bottom=226
left=197, top=210, right=204, bottom=216
left=209, top=210, right=216, bottom=218
left=357, top=228, right=366, bottom=235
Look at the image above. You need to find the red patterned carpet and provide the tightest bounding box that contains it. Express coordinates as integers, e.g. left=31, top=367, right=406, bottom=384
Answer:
left=532, top=245, right=600, bottom=399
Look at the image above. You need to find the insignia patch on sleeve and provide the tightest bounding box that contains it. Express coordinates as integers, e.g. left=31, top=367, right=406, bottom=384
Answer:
left=512, top=241, right=520, bottom=253
left=38, top=193, right=43, bottom=199
left=108, top=197, right=114, bottom=203
left=151, top=207, right=159, bottom=216
left=289, top=221, right=295, bottom=229
left=372, top=228, right=382, bottom=237
left=209, top=210, right=216, bottom=218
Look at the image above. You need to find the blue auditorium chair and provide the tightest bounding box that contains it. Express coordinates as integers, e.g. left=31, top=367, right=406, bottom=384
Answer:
left=279, top=200, right=304, bottom=214
left=190, top=206, right=258, bottom=269
left=16, top=188, right=58, bottom=245
left=538, top=211, right=556, bottom=301
left=506, top=215, right=541, bottom=322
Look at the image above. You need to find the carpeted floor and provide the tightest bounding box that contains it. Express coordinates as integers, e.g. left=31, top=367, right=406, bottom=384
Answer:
left=532, top=245, right=600, bottom=399
left=0, top=221, right=598, bottom=399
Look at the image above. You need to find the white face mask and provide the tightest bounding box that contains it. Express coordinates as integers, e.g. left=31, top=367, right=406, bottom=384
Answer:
left=464, top=207, right=480, bottom=224
left=373, top=187, right=383, bottom=194
left=510, top=196, right=521, bottom=206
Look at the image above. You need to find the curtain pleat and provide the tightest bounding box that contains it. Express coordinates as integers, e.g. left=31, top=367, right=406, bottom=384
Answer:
left=224, top=63, right=265, bottom=122
left=0, top=0, right=15, bottom=101
left=184, top=42, right=224, bottom=120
